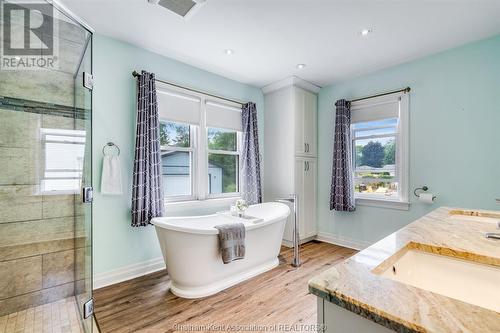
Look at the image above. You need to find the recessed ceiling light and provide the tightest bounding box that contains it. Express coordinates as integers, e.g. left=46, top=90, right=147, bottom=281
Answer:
left=224, top=49, right=234, bottom=55
left=360, top=28, right=373, bottom=36
left=296, top=64, right=306, bottom=69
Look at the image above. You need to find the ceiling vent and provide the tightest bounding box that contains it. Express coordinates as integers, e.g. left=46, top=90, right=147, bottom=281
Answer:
left=148, top=0, right=206, bottom=18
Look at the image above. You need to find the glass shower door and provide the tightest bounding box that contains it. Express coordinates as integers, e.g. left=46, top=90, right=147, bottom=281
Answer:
left=0, top=1, right=93, bottom=332
left=74, top=32, right=94, bottom=333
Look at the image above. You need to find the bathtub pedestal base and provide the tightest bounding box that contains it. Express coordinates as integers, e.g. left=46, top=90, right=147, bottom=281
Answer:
left=170, top=258, right=280, bottom=299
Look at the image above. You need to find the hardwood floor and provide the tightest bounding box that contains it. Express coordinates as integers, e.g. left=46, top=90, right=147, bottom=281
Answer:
left=93, top=241, right=356, bottom=333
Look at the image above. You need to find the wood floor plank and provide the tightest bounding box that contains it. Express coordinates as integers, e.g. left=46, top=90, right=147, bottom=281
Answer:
left=94, top=241, right=356, bottom=333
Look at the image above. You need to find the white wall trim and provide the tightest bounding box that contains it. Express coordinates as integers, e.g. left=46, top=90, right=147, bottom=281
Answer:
left=262, top=76, right=321, bottom=94
left=281, top=235, right=317, bottom=248
left=316, top=232, right=372, bottom=251
left=93, top=257, right=166, bottom=290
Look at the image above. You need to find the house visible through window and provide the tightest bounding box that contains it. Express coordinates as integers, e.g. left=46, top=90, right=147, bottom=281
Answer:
left=157, top=82, right=242, bottom=202
left=160, top=121, right=194, bottom=199
left=349, top=92, right=409, bottom=208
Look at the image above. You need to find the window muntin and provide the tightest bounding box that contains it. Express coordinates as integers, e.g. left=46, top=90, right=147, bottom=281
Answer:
left=207, top=127, right=240, bottom=196
left=352, top=118, right=400, bottom=200
left=160, top=121, right=195, bottom=199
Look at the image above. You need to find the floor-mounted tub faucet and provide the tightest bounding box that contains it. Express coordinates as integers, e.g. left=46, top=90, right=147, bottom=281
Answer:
left=276, top=194, right=300, bottom=267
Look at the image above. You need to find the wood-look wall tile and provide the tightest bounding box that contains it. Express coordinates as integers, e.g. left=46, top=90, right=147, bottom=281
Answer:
left=42, top=195, right=75, bottom=219
left=0, top=185, right=42, bottom=224
left=42, top=250, right=75, bottom=289
left=0, top=238, right=75, bottom=262
left=0, top=217, right=74, bottom=247
left=0, top=256, right=42, bottom=299
left=0, top=109, right=41, bottom=148
left=0, top=71, right=74, bottom=107
left=0, top=148, right=38, bottom=185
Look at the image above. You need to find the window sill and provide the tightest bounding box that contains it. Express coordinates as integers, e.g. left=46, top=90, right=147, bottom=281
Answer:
left=165, top=196, right=241, bottom=215
left=355, top=197, right=410, bottom=211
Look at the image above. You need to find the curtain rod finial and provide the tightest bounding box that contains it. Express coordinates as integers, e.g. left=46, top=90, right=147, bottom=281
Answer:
left=132, top=70, right=141, bottom=78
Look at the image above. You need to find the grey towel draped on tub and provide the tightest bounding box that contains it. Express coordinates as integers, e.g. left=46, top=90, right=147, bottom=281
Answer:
left=214, top=223, right=246, bottom=264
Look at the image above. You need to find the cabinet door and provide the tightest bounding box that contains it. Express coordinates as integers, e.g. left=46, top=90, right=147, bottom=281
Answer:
left=303, top=91, right=317, bottom=157
left=302, top=159, right=317, bottom=238
left=294, top=88, right=306, bottom=156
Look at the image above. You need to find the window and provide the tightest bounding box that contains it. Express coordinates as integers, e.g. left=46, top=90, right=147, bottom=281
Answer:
left=160, top=121, right=195, bottom=199
left=350, top=92, right=409, bottom=209
left=207, top=127, right=240, bottom=195
left=157, top=82, right=243, bottom=202
left=41, top=128, right=86, bottom=193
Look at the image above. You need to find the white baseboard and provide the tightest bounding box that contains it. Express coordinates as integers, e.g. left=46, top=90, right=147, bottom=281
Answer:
left=93, top=257, right=166, bottom=290
left=281, top=235, right=316, bottom=248
left=315, top=232, right=371, bottom=251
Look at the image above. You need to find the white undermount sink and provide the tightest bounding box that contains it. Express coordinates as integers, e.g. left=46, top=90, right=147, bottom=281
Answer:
left=378, top=249, right=500, bottom=312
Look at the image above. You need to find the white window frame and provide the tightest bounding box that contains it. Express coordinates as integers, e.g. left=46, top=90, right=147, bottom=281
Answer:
left=158, top=83, right=243, bottom=204
left=160, top=122, right=198, bottom=202
left=206, top=128, right=242, bottom=199
left=40, top=128, right=86, bottom=195
left=350, top=92, right=409, bottom=210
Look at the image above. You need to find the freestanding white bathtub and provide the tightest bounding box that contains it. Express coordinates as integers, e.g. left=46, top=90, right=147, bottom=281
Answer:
left=151, top=202, right=290, bottom=299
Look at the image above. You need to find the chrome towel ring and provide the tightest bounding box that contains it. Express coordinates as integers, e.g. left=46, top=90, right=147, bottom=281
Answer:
left=102, top=142, right=120, bottom=156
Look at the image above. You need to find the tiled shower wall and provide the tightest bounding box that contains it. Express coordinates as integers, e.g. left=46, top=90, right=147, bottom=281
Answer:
left=0, top=18, right=89, bottom=316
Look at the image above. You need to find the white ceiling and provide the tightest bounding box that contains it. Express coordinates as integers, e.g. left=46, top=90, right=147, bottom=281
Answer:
left=60, top=0, right=500, bottom=88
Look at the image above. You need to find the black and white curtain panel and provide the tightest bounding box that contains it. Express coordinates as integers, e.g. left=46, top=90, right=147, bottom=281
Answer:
left=131, top=71, right=165, bottom=227
left=330, top=99, right=355, bottom=211
left=241, top=102, right=262, bottom=205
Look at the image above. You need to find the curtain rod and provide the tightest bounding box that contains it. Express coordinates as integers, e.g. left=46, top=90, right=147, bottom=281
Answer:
left=132, top=70, right=245, bottom=106
left=350, top=87, right=411, bottom=103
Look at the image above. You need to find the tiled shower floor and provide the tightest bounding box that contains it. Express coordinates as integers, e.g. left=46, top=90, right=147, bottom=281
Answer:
left=0, top=297, right=83, bottom=333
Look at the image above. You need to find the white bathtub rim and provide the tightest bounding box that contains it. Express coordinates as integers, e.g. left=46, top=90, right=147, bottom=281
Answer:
left=151, top=203, right=290, bottom=235
left=169, top=258, right=280, bottom=299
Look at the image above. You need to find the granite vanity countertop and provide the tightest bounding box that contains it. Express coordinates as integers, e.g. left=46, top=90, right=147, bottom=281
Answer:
left=308, top=207, right=500, bottom=333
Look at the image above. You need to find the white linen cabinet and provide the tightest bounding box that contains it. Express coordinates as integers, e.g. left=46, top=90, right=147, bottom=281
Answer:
left=262, top=77, right=320, bottom=245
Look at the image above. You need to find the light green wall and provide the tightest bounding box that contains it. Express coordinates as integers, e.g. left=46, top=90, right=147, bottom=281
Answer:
left=92, top=35, right=264, bottom=275
left=317, top=35, right=500, bottom=246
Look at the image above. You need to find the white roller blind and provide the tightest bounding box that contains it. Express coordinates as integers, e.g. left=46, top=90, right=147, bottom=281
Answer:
left=206, top=100, right=242, bottom=131
left=350, top=93, right=401, bottom=124
left=157, top=84, right=201, bottom=125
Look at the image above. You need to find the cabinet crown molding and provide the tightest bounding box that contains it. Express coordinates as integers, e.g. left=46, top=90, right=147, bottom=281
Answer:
left=262, top=76, right=321, bottom=94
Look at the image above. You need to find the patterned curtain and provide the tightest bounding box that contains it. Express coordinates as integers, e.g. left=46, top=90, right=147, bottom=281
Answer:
left=131, top=71, right=165, bottom=227
left=241, top=102, right=262, bottom=205
left=330, top=99, right=355, bottom=211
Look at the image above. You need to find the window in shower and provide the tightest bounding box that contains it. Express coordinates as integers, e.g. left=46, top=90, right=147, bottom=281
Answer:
left=41, top=128, right=86, bottom=193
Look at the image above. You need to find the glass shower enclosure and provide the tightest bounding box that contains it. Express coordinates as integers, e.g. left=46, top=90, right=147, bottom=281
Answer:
left=0, top=1, right=93, bottom=332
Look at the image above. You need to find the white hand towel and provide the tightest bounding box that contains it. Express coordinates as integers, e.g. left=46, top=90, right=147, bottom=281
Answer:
left=101, top=155, right=122, bottom=195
